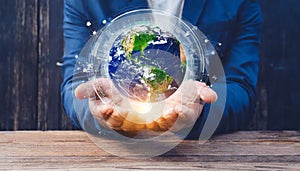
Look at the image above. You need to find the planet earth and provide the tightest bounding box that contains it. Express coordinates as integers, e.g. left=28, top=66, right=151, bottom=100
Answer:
left=108, top=25, right=186, bottom=102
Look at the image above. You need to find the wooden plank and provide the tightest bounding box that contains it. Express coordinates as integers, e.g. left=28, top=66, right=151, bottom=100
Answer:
left=37, top=0, right=50, bottom=130
left=0, top=0, right=76, bottom=130
left=0, top=0, right=38, bottom=130
left=0, top=131, right=299, bottom=170
left=49, top=0, right=74, bottom=130
left=37, top=0, right=74, bottom=130
left=0, top=1, right=15, bottom=130
left=258, top=0, right=300, bottom=130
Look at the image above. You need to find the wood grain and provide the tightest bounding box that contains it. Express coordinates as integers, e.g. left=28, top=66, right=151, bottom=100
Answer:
left=0, top=0, right=38, bottom=130
left=0, top=131, right=299, bottom=170
left=37, top=0, right=69, bottom=130
left=259, top=0, right=300, bottom=130
left=0, top=0, right=74, bottom=131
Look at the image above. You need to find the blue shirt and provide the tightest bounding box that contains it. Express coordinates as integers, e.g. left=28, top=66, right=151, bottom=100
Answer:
left=61, top=0, right=262, bottom=139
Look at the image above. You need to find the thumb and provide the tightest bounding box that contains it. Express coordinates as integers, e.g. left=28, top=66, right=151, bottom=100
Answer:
left=196, top=81, right=218, bottom=103
left=75, top=78, right=114, bottom=100
left=74, top=81, right=95, bottom=99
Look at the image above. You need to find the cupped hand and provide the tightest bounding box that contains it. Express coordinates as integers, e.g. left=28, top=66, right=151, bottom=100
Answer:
left=75, top=78, right=217, bottom=134
left=150, top=80, right=217, bottom=132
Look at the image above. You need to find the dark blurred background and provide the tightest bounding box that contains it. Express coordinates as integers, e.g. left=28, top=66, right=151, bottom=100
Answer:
left=0, top=0, right=299, bottom=131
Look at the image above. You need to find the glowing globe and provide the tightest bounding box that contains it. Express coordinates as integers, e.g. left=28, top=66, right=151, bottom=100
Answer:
left=108, top=25, right=186, bottom=102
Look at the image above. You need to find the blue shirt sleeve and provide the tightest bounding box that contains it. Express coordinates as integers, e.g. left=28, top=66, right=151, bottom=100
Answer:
left=61, top=0, right=102, bottom=129
left=187, top=0, right=263, bottom=139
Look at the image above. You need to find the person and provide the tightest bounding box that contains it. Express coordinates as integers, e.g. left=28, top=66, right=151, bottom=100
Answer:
left=61, top=0, right=262, bottom=139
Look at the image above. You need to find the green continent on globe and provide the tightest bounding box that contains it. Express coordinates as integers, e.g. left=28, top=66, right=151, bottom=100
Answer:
left=143, top=66, right=173, bottom=100
left=122, top=30, right=156, bottom=57
left=133, top=33, right=156, bottom=51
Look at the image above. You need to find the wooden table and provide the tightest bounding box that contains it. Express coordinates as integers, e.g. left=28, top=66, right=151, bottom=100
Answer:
left=1, top=131, right=299, bottom=170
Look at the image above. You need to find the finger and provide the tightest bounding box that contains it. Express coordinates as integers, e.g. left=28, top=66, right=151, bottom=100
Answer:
left=163, top=87, right=177, bottom=98
left=75, top=81, right=94, bottom=99
left=169, top=106, right=193, bottom=132
left=155, top=104, right=178, bottom=131
left=89, top=101, right=114, bottom=120
left=146, top=121, right=162, bottom=131
left=106, top=112, right=126, bottom=130
left=195, top=81, right=218, bottom=103
left=175, top=103, right=201, bottom=123
left=121, top=120, right=146, bottom=132
left=173, top=80, right=218, bottom=104
left=164, top=102, right=202, bottom=132
left=153, top=117, right=168, bottom=131
left=150, top=105, right=178, bottom=132
left=162, top=113, right=179, bottom=129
